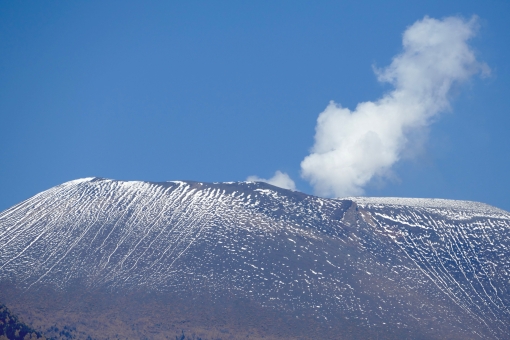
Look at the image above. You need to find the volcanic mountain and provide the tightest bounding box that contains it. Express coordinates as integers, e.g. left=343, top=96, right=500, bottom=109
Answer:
left=0, top=178, right=509, bottom=339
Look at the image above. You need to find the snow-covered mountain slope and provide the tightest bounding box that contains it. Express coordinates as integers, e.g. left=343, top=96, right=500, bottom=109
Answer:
left=0, top=178, right=509, bottom=339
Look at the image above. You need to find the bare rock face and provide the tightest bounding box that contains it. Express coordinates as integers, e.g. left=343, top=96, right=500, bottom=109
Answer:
left=1, top=178, right=509, bottom=339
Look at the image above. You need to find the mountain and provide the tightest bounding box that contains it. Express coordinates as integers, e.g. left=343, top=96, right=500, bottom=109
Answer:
left=0, top=177, right=509, bottom=339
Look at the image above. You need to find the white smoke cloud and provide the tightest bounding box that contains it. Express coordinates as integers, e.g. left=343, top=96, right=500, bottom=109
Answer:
left=247, top=171, right=296, bottom=190
left=301, top=16, right=488, bottom=198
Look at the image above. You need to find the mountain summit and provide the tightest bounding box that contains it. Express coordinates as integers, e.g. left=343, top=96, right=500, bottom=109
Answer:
left=1, top=178, right=509, bottom=339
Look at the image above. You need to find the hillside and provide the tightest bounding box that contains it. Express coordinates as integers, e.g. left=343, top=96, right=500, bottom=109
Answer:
left=0, top=178, right=509, bottom=339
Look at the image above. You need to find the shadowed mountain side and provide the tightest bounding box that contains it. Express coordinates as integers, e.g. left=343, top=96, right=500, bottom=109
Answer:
left=0, top=178, right=509, bottom=339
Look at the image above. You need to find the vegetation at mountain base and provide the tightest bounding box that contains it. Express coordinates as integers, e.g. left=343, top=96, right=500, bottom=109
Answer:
left=0, top=303, right=47, bottom=340
left=175, top=330, right=202, bottom=340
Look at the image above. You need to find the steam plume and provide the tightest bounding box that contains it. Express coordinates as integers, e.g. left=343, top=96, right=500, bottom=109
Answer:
left=301, top=16, right=488, bottom=197
left=247, top=171, right=296, bottom=190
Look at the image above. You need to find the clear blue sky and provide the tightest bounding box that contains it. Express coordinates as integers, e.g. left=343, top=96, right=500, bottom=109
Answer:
left=1, top=0, right=510, bottom=211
